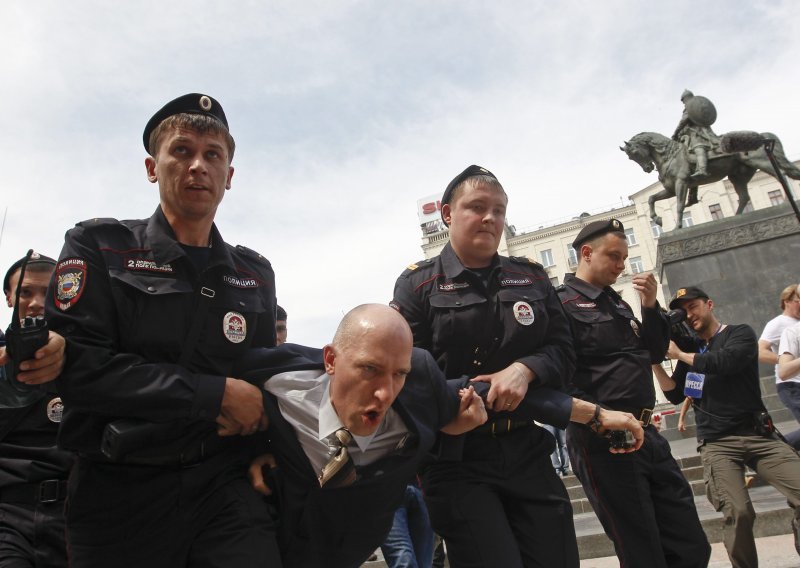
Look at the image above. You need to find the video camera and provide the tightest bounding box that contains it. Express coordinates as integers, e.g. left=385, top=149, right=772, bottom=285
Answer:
left=666, top=308, right=700, bottom=353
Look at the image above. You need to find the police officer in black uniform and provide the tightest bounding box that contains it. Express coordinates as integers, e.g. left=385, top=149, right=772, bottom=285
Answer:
left=45, top=94, right=280, bottom=567
left=556, top=219, right=710, bottom=568
left=392, top=166, right=644, bottom=568
left=1, top=253, right=70, bottom=568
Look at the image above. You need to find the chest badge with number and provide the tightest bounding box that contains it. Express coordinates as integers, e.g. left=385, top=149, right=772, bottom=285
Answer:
left=47, top=397, right=64, bottom=423
left=513, top=301, right=535, bottom=326
left=223, top=311, right=247, bottom=343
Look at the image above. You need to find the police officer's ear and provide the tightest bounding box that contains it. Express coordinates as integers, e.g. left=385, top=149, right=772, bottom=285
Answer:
left=706, top=299, right=714, bottom=311
left=441, top=203, right=453, bottom=227
left=580, top=243, right=593, bottom=263
left=323, top=344, right=337, bottom=376
left=225, top=166, right=234, bottom=191
left=145, top=156, right=158, bottom=184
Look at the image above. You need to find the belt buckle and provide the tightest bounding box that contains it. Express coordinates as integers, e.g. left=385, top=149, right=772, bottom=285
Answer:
left=38, top=479, right=62, bottom=503
left=490, top=419, right=512, bottom=437
left=639, top=408, right=653, bottom=427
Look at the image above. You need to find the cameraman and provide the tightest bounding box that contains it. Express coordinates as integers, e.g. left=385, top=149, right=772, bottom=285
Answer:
left=0, top=252, right=70, bottom=567
left=653, top=286, right=800, bottom=568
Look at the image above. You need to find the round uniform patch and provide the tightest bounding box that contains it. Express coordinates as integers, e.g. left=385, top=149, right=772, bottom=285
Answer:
left=223, top=311, right=247, bottom=343
left=46, top=397, right=64, bottom=423
left=513, top=301, right=535, bottom=326
left=199, top=95, right=212, bottom=111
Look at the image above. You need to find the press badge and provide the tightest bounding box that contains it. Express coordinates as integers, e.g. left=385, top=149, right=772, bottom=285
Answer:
left=684, top=372, right=705, bottom=399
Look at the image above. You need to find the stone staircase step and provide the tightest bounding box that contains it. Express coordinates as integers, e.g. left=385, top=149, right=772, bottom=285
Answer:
left=366, top=381, right=797, bottom=567
left=573, top=485, right=794, bottom=560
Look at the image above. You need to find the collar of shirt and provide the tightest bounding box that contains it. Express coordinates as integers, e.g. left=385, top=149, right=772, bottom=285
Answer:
left=264, top=370, right=407, bottom=472
left=146, top=205, right=235, bottom=271
left=564, top=274, right=604, bottom=300
left=441, top=242, right=500, bottom=281
left=317, top=381, right=379, bottom=452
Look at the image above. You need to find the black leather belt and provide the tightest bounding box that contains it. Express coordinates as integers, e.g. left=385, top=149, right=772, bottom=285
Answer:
left=473, top=418, right=534, bottom=437
left=0, top=479, right=68, bottom=504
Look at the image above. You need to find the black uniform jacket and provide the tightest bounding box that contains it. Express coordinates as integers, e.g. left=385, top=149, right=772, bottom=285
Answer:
left=0, top=389, right=73, bottom=487
left=45, top=207, right=277, bottom=457
left=392, top=243, right=575, bottom=435
left=557, top=274, right=668, bottom=411
left=235, top=343, right=461, bottom=568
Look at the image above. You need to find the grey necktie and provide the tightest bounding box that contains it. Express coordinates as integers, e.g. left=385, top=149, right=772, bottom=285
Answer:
left=319, top=428, right=357, bottom=488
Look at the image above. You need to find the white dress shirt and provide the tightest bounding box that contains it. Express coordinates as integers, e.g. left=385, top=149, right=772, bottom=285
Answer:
left=263, top=370, right=410, bottom=478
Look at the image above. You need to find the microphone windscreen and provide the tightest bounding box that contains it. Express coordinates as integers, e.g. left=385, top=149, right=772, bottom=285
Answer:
left=719, top=131, right=766, bottom=153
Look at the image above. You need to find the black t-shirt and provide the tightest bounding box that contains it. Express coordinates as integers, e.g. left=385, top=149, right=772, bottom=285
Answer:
left=664, top=324, right=764, bottom=442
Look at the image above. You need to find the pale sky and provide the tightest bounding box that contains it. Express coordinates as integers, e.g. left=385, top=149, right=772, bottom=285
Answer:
left=2, top=1, right=799, bottom=346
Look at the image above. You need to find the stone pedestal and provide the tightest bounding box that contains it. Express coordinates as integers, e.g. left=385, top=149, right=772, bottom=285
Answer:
left=656, top=203, right=800, bottom=365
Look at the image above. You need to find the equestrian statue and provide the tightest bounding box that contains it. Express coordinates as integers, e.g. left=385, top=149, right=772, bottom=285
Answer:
left=621, top=90, right=800, bottom=228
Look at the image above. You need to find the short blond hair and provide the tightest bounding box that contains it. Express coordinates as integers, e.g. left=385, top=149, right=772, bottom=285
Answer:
left=780, top=284, right=800, bottom=310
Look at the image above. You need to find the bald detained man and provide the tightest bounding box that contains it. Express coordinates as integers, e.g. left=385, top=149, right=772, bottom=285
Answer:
left=238, top=304, right=487, bottom=568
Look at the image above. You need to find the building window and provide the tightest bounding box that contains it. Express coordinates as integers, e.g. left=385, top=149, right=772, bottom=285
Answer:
left=651, top=222, right=662, bottom=238
left=624, top=228, right=638, bottom=246
left=709, top=203, right=723, bottom=220
left=567, top=245, right=578, bottom=267
left=541, top=249, right=555, bottom=267
left=682, top=211, right=694, bottom=227
left=630, top=256, right=644, bottom=273
left=743, top=201, right=755, bottom=213
left=550, top=276, right=559, bottom=287
left=768, top=190, right=785, bottom=206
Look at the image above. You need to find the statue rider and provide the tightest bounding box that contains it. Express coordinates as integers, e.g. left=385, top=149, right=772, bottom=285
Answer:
left=672, top=89, right=719, bottom=180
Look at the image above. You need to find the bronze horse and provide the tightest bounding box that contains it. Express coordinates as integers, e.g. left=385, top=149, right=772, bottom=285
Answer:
left=621, top=132, right=800, bottom=228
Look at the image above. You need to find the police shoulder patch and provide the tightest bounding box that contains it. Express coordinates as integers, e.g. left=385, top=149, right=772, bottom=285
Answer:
left=55, top=258, right=88, bottom=311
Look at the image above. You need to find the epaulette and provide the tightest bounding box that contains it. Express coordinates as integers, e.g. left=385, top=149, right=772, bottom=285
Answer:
left=399, top=258, right=433, bottom=278
left=235, top=244, right=271, bottom=264
left=509, top=255, right=543, bottom=268
left=76, top=217, right=120, bottom=228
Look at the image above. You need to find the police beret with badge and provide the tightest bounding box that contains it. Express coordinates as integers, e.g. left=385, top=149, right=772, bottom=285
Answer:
left=668, top=286, right=709, bottom=310
left=572, top=218, right=625, bottom=250
left=440, top=165, right=499, bottom=222
left=142, top=93, right=229, bottom=151
left=3, top=252, right=56, bottom=293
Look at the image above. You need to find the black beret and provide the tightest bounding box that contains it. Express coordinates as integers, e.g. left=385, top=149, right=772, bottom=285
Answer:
left=440, top=165, right=499, bottom=221
left=572, top=218, right=625, bottom=250
left=669, top=286, right=710, bottom=310
left=3, top=252, right=56, bottom=294
left=143, top=93, right=228, bottom=151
